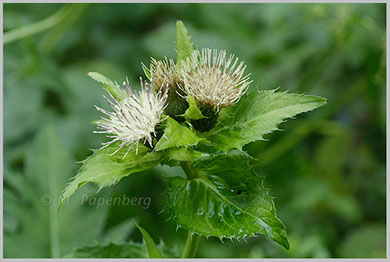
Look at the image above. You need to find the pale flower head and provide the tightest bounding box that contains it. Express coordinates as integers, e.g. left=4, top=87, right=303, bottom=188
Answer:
left=143, top=57, right=183, bottom=93
left=180, top=48, right=252, bottom=110
left=94, top=78, right=168, bottom=158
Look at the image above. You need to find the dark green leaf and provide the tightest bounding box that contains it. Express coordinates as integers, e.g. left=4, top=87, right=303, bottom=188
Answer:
left=165, top=150, right=289, bottom=249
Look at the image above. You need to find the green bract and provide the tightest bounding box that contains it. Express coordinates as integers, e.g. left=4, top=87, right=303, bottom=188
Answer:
left=60, top=20, right=327, bottom=251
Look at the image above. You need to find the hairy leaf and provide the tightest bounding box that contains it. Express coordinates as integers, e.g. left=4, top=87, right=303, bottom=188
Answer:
left=88, top=72, right=122, bottom=100
left=155, top=117, right=203, bottom=151
left=165, top=150, right=289, bottom=249
left=136, top=224, right=163, bottom=258
left=176, top=20, right=194, bottom=68
left=205, top=89, right=327, bottom=152
left=60, top=143, right=162, bottom=206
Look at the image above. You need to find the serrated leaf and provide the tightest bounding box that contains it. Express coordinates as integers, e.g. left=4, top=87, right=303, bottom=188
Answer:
left=60, top=143, right=162, bottom=206
left=176, top=20, right=194, bottom=68
left=87, top=72, right=122, bottom=100
left=205, top=89, right=327, bottom=152
left=136, top=223, right=163, bottom=258
left=165, top=150, right=289, bottom=249
left=181, top=96, right=205, bottom=120
left=155, top=117, right=203, bottom=152
left=64, top=242, right=149, bottom=258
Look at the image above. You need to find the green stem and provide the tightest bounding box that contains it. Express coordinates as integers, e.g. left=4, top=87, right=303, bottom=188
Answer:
left=180, top=161, right=198, bottom=180
left=3, top=4, right=74, bottom=45
left=181, top=232, right=200, bottom=258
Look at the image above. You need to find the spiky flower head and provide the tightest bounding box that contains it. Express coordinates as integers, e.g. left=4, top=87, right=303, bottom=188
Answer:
left=181, top=48, right=252, bottom=111
left=143, top=57, right=189, bottom=122
left=94, top=78, right=168, bottom=158
left=143, top=57, right=183, bottom=93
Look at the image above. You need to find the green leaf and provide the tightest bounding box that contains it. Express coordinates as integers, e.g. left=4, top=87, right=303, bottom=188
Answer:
left=60, top=143, right=162, bottom=207
left=136, top=223, right=163, bottom=258
left=181, top=96, right=205, bottom=120
left=4, top=126, right=108, bottom=258
left=155, top=117, right=203, bottom=152
left=205, top=89, right=327, bottom=152
left=64, top=242, right=149, bottom=258
left=165, top=150, right=289, bottom=249
left=87, top=72, right=122, bottom=100
left=176, top=20, right=194, bottom=68
left=162, top=147, right=206, bottom=166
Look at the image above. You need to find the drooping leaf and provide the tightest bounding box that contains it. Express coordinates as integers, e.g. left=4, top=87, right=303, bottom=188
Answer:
left=176, top=20, right=194, bottom=68
left=155, top=117, right=203, bottom=152
left=87, top=72, right=122, bottom=100
left=4, top=126, right=108, bottom=258
left=60, top=143, right=162, bottom=206
left=181, top=96, right=206, bottom=121
left=165, top=150, right=289, bottom=249
left=204, top=89, right=327, bottom=152
left=64, top=242, right=149, bottom=258
left=136, top=223, right=163, bottom=258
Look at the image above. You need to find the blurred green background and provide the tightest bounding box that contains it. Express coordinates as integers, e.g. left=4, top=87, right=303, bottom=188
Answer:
left=3, top=3, right=386, bottom=258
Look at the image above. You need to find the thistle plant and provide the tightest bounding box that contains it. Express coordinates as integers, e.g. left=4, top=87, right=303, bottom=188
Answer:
left=60, top=21, right=327, bottom=258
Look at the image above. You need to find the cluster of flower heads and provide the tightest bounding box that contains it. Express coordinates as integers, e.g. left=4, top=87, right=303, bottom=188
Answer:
left=95, top=48, right=251, bottom=156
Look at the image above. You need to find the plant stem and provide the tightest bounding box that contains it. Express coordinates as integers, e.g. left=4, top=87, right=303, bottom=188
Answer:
left=3, top=4, right=75, bottom=45
left=181, top=232, right=200, bottom=258
left=180, top=161, right=198, bottom=180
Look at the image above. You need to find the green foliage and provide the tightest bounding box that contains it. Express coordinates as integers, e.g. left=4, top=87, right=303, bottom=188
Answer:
left=102, top=219, right=136, bottom=244
left=136, top=223, right=163, bottom=258
left=338, top=224, right=386, bottom=258
left=204, top=90, right=327, bottom=152
left=4, top=3, right=385, bottom=259
left=181, top=96, right=206, bottom=120
left=88, top=72, right=123, bottom=101
left=4, top=126, right=108, bottom=258
left=176, top=20, right=194, bottom=68
left=60, top=143, right=162, bottom=206
left=162, top=147, right=206, bottom=166
left=165, top=150, right=289, bottom=249
left=155, top=117, right=203, bottom=151
left=64, top=242, right=149, bottom=258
